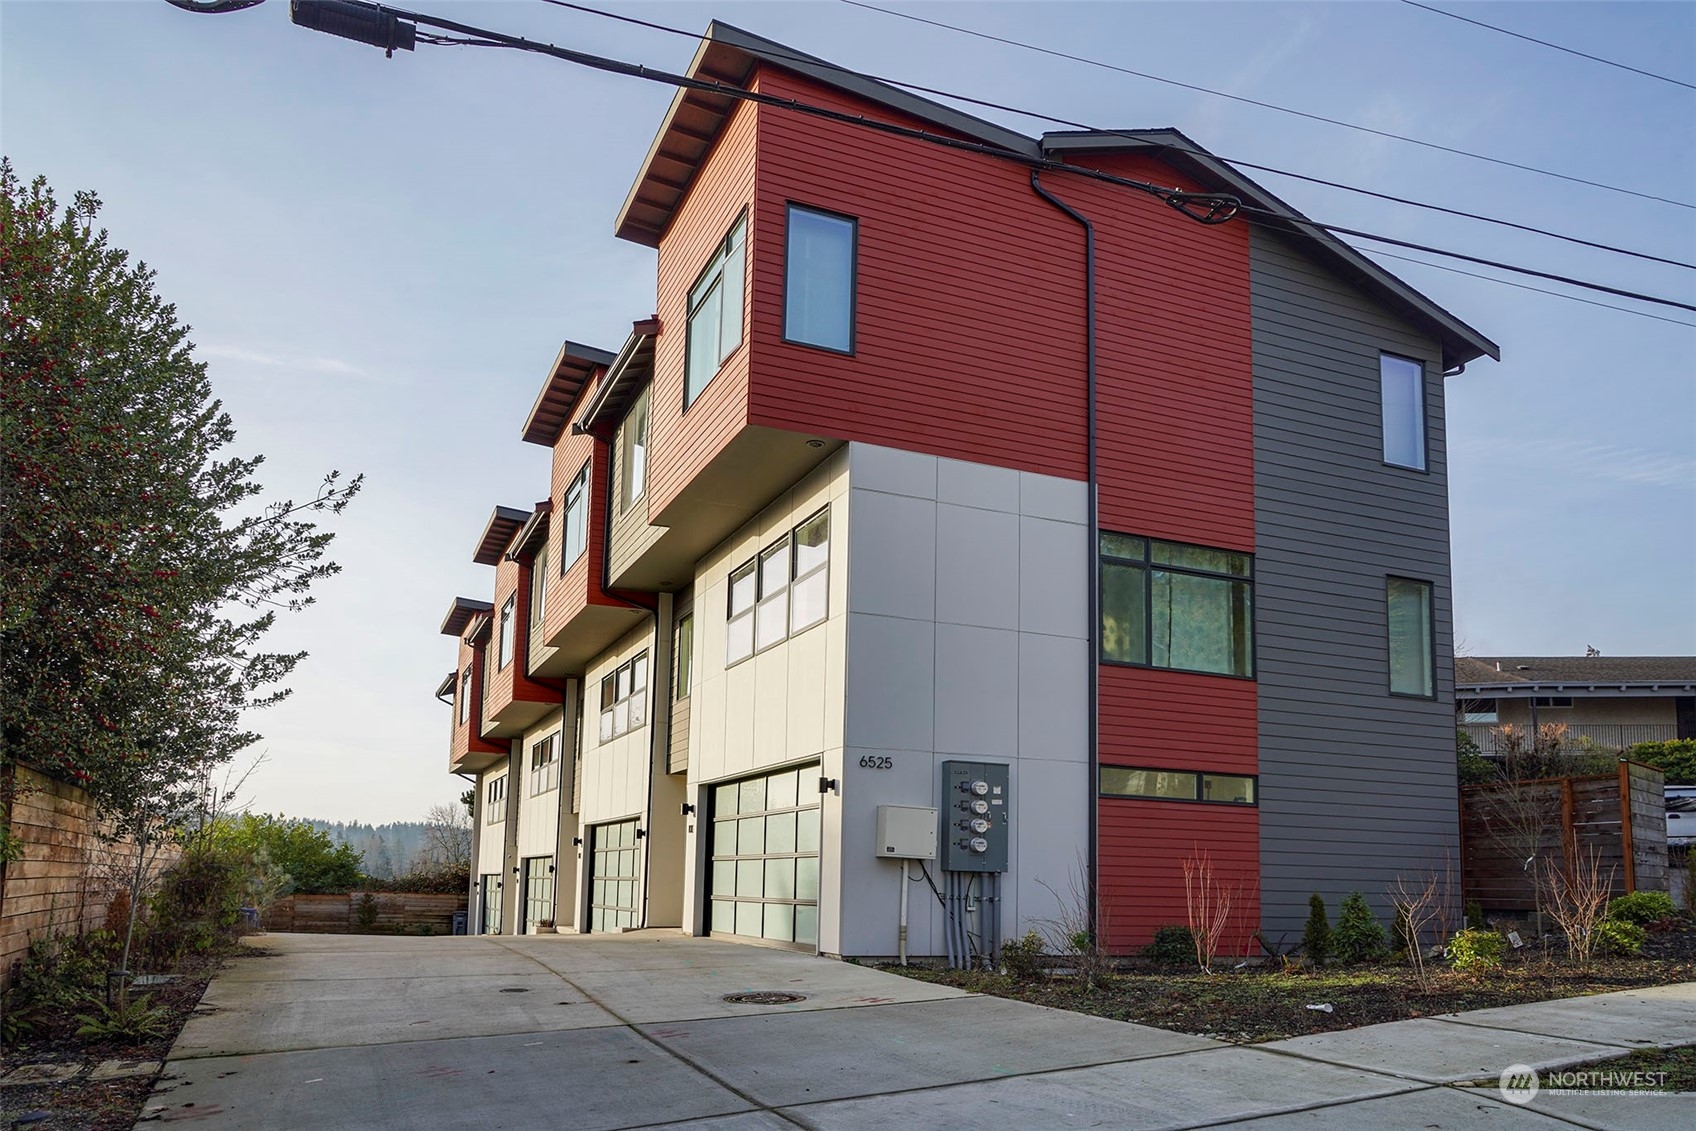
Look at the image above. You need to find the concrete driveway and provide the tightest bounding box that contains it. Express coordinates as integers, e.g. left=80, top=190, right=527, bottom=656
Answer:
left=145, top=932, right=1693, bottom=1129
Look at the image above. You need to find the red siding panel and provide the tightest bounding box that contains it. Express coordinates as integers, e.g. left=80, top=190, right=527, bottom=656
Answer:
left=1100, top=799, right=1260, bottom=954
left=1099, top=666, right=1258, bottom=776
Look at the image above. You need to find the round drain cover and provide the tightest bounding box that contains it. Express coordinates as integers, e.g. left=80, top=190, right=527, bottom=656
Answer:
left=499, top=987, right=530, bottom=993
left=722, top=991, right=806, bottom=1005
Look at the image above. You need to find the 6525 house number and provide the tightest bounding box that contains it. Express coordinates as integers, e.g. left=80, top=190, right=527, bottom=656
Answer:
left=858, top=755, right=894, bottom=770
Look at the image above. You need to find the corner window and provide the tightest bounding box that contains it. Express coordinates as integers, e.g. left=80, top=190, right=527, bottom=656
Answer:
left=1380, top=354, right=1427, bottom=471
left=1099, top=766, right=1257, bottom=805
left=497, top=595, right=516, bottom=670
left=1387, top=577, right=1434, bottom=697
left=685, top=215, right=746, bottom=407
left=528, top=733, right=560, bottom=795
left=620, top=387, right=650, bottom=513
left=599, top=651, right=649, bottom=743
left=783, top=205, right=856, bottom=353
left=485, top=774, right=507, bottom=825
left=674, top=613, right=694, bottom=700
left=1460, top=697, right=1498, bottom=724
left=561, top=462, right=589, bottom=571
left=726, top=507, right=830, bottom=665
left=1100, top=533, right=1253, bottom=677
left=530, top=543, right=549, bottom=627
left=458, top=665, right=472, bottom=724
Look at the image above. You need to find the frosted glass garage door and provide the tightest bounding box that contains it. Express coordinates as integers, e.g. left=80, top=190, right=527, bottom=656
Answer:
left=589, top=820, right=640, bottom=932
left=708, top=765, right=820, bottom=949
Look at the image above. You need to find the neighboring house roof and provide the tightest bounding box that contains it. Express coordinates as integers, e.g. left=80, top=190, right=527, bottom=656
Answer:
left=1457, top=655, right=1696, bottom=695
left=522, top=341, right=618, bottom=447
left=615, top=22, right=1497, bottom=370
left=472, top=506, right=532, bottom=566
left=439, top=597, right=494, bottom=638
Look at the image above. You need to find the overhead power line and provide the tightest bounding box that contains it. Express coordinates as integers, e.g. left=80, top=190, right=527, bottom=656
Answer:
left=286, top=0, right=1696, bottom=315
left=1368, top=250, right=1696, bottom=330
left=838, top=0, right=1695, bottom=211
left=1400, top=0, right=1696, bottom=92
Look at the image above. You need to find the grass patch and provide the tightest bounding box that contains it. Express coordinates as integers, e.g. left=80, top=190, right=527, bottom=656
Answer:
left=888, top=956, right=1696, bottom=1044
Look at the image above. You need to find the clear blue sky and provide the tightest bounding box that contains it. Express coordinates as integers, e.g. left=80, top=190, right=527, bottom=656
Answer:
left=5, top=1, right=1692, bottom=822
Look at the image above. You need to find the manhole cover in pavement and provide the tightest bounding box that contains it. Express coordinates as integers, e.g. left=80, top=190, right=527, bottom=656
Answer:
left=499, top=987, right=530, bottom=993
left=722, top=991, right=807, bottom=1005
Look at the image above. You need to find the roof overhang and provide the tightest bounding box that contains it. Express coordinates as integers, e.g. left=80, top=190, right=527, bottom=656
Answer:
left=1458, top=681, right=1696, bottom=699
left=507, top=501, right=553, bottom=561
left=1041, top=130, right=1499, bottom=370
left=434, top=671, right=458, bottom=700
left=521, top=341, right=617, bottom=447
left=615, top=20, right=1038, bottom=247
left=577, top=319, right=660, bottom=434
left=439, top=597, right=494, bottom=637
left=473, top=506, right=532, bottom=566
left=466, top=614, right=493, bottom=646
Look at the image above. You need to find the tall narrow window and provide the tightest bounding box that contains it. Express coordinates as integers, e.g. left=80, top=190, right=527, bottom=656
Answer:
left=458, top=665, right=472, bottom=724
left=726, top=559, right=756, bottom=664
left=1381, top=354, right=1427, bottom=471
left=1100, top=534, right=1253, bottom=677
left=497, top=595, right=516, bottom=669
left=621, top=387, right=650, bottom=512
left=755, top=537, right=791, bottom=653
left=685, top=216, right=746, bottom=407
left=674, top=614, right=694, bottom=700
left=561, top=463, right=589, bottom=571
left=784, top=205, right=856, bottom=353
left=529, top=733, right=559, bottom=795
left=530, top=543, right=549, bottom=627
left=790, top=508, right=830, bottom=633
left=1387, top=577, right=1434, bottom=697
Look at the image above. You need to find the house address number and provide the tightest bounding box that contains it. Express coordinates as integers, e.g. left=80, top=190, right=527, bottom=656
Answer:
left=858, top=755, right=894, bottom=770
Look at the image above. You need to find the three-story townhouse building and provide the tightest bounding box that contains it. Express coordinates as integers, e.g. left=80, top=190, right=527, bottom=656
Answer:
left=437, top=22, right=1497, bottom=959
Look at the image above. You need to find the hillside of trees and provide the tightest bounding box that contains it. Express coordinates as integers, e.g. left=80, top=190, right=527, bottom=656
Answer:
left=303, top=820, right=431, bottom=881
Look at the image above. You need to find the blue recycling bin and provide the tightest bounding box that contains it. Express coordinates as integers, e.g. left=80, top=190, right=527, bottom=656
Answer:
left=451, top=910, right=468, bottom=936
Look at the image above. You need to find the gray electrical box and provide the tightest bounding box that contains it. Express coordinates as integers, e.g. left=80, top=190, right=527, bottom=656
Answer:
left=875, top=805, right=937, bottom=859
left=941, top=761, right=1010, bottom=872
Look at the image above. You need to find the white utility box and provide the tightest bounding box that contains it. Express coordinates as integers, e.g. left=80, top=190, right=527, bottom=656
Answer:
left=876, top=805, right=937, bottom=859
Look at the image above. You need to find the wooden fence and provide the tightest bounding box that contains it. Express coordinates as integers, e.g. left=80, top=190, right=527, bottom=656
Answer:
left=1461, top=760, right=1667, bottom=913
left=262, top=892, right=466, bottom=935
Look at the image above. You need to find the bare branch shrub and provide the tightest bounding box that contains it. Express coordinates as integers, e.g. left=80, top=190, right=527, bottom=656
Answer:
left=1540, top=849, right=1615, bottom=967
left=1389, top=870, right=1444, bottom=992
left=1035, top=858, right=1114, bottom=989
left=1182, top=848, right=1238, bottom=975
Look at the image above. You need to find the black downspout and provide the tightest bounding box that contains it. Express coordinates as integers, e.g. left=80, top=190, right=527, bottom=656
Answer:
left=1030, top=170, right=1099, bottom=943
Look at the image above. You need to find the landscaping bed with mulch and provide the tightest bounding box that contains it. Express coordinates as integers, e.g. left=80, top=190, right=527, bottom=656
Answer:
left=1, top=947, right=270, bottom=1131
left=890, top=951, right=1696, bottom=1044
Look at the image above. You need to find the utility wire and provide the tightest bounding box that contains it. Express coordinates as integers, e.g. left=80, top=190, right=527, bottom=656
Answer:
left=542, top=1, right=1692, bottom=271
left=1400, top=0, right=1696, bottom=92
left=838, top=0, right=1695, bottom=210
left=1368, top=250, right=1696, bottom=330
left=385, top=1, right=1696, bottom=313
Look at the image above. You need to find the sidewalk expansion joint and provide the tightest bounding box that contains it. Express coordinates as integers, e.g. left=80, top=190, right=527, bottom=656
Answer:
left=1429, top=1013, right=1662, bottom=1050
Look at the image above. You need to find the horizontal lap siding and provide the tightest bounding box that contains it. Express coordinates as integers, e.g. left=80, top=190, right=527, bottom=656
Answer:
left=1100, top=667, right=1258, bottom=775
left=455, top=635, right=504, bottom=760
left=1100, top=798, right=1260, bottom=953
left=485, top=556, right=556, bottom=719
left=748, top=71, right=1086, bottom=479
left=542, top=417, right=619, bottom=645
left=1251, top=225, right=1460, bottom=939
left=648, top=99, right=757, bottom=520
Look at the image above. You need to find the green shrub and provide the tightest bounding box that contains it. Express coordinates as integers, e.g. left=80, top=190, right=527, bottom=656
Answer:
left=1457, top=729, right=1497, bottom=785
left=1626, top=739, right=1696, bottom=785
left=1301, top=894, right=1331, bottom=967
left=74, top=995, right=174, bottom=1043
left=1, top=932, right=114, bottom=1044
left=1465, top=899, right=1487, bottom=931
left=1001, top=930, right=1047, bottom=979
left=1594, top=918, right=1647, bottom=956
left=1606, top=891, right=1677, bottom=926
left=141, top=847, right=248, bottom=962
left=1142, top=925, right=1195, bottom=966
left=355, top=892, right=379, bottom=932
left=1449, top=927, right=1505, bottom=971
left=1332, top=892, right=1389, bottom=964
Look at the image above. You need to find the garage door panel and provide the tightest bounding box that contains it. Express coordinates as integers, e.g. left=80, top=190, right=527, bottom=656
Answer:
left=708, top=763, right=820, bottom=951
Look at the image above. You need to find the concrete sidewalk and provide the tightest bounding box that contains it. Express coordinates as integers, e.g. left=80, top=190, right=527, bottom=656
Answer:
left=142, top=932, right=1694, bottom=1129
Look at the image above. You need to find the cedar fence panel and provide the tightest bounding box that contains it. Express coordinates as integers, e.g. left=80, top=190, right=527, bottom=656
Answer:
left=261, top=892, right=466, bottom=935
left=1461, top=761, right=1667, bottom=913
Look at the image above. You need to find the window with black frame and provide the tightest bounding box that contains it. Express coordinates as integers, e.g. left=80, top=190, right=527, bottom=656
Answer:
left=685, top=215, right=746, bottom=407
left=1100, top=533, right=1254, bottom=677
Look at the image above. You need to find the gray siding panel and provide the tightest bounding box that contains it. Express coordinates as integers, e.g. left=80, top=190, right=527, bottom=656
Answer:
left=607, top=387, right=666, bottom=583
left=667, top=587, right=693, bottom=774
left=1252, top=226, right=1461, bottom=940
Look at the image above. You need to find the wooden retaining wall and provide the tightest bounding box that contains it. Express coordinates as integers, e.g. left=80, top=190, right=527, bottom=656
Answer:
left=1461, top=760, right=1667, bottom=912
left=261, top=892, right=466, bottom=935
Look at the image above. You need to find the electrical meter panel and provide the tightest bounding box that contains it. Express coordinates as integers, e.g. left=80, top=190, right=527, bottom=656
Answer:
left=941, top=761, right=1009, bottom=872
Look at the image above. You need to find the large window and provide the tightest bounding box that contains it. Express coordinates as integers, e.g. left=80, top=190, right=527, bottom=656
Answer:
left=783, top=205, right=856, bottom=353
left=1460, top=698, right=1499, bottom=724
left=1380, top=354, right=1427, bottom=471
left=561, top=462, right=589, bottom=571
left=1099, top=766, right=1257, bottom=805
left=674, top=613, right=694, bottom=700
left=485, top=774, right=507, bottom=825
left=529, top=543, right=549, bottom=628
left=620, top=387, right=650, bottom=513
left=458, top=665, right=472, bottom=724
left=599, top=651, right=649, bottom=743
left=497, top=595, right=516, bottom=670
left=1100, top=533, right=1253, bottom=677
left=727, top=507, right=830, bottom=665
left=528, top=733, right=559, bottom=796
left=1387, top=577, right=1434, bottom=697
left=685, top=215, right=746, bottom=407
